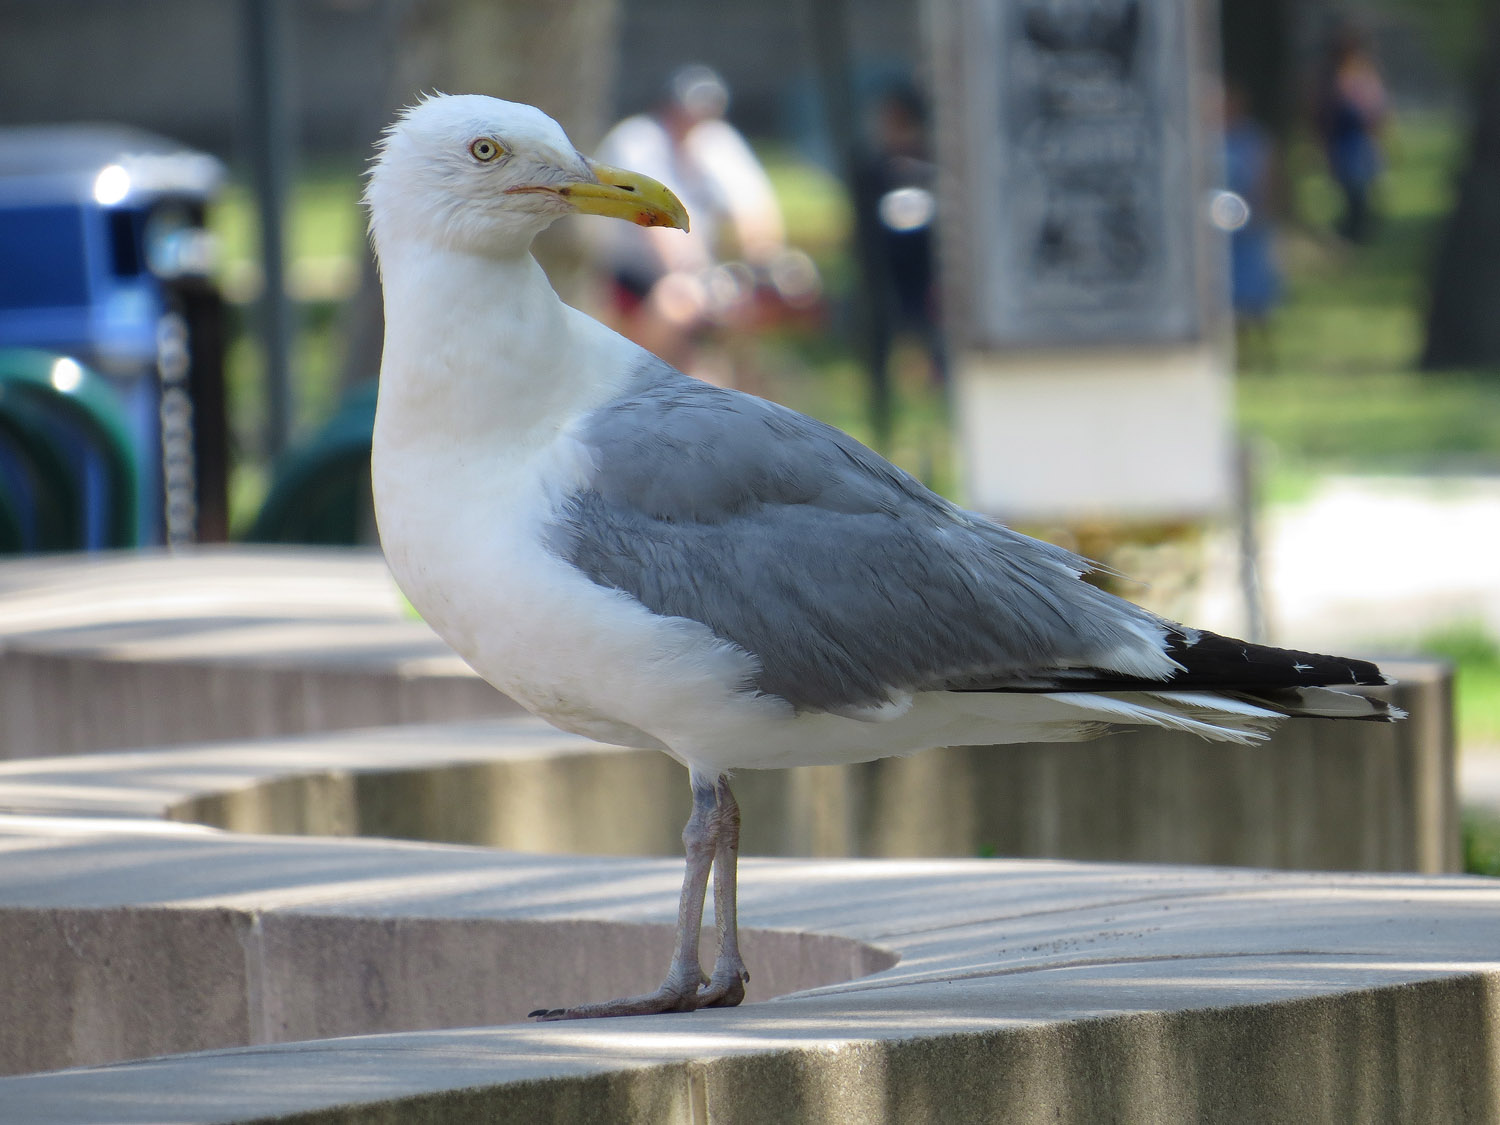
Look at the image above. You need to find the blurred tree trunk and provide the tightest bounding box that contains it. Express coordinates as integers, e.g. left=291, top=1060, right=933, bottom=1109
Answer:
left=1219, top=0, right=1296, bottom=138
left=339, top=0, right=619, bottom=389
left=1422, top=4, right=1500, bottom=371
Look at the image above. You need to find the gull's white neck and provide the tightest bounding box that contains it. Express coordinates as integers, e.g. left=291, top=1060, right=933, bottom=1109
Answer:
left=369, top=233, right=642, bottom=669
left=372, top=238, right=636, bottom=455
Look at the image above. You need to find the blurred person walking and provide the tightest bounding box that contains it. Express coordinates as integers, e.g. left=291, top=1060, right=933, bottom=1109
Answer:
left=1315, top=20, right=1388, bottom=244
left=852, top=85, right=946, bottom=391
left=1222, top=84, right=1280, bottom=368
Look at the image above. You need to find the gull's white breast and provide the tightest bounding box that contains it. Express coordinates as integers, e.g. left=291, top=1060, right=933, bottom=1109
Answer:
left=367, top=246, right=795, bottom=768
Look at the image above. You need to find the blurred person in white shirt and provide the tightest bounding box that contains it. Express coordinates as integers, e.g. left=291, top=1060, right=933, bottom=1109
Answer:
left=588, top=66, right=811, bottom=380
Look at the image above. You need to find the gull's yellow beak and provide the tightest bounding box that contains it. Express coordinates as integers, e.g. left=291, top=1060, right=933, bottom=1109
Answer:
left=552, top=161, right=690, bottom=231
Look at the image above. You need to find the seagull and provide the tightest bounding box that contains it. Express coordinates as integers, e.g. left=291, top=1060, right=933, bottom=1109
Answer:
left=365, top=94, right=1400, bottom=1021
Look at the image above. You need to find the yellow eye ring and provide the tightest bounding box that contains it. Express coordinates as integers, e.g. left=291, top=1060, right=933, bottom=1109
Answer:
left=469, top=137, right=504, bottom=162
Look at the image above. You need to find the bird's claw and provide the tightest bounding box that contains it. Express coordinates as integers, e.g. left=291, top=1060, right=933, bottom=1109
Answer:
left=530, top=964, right=747, bottom=1020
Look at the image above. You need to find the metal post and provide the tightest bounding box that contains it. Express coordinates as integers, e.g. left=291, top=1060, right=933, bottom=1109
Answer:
left=802, top=0, right=893, bottom=453
left=241, top=0, right=294, bottom=457
left=1235, top=438, right=1268, bottom=643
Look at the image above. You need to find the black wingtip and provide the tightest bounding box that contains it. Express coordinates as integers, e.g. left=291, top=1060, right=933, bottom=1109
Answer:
left=1161, top=629, right=1391, bottom=691
left=960, top=629, right=1397, bottom=697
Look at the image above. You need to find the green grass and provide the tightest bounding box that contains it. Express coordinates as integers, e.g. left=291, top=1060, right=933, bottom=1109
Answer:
left=1465, top=813, right=1500, bottom=877
left=1412, top=623, right=1500, bottom=748
left=1238, top=112, right=1500, bottom=497
left=1239, top=369, right=1500, bottom=481
left=1235, top=115, right=1500, bottom=483
left=210, top=162, right=366, bottom=280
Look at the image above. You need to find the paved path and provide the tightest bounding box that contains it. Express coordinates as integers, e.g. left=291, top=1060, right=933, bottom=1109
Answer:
left=1259, top=476, right=1500, bottom=650
left=1190, top=475, right=1500, bottom=652
left=1461, top=753, right=1500, bottom=819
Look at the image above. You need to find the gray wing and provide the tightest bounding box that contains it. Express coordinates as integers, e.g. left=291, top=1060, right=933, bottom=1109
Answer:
left=547, top=359, right=1172, bottom=713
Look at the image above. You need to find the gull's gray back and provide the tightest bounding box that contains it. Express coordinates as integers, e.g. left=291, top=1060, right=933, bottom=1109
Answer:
left=547, top=358, right=1168, bottom=713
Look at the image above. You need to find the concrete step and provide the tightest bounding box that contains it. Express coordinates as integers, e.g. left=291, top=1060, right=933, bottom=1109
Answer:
left=1, top=812, right=1498, bottom=1122
left=0, top=548, right=518, bottom=760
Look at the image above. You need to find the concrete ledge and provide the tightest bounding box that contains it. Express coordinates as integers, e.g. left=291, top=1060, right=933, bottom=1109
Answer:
left=0, top=549, right=517, bottom=759
left=0, top=818, right=894, bottom=1077
left=1, top=812, right=1498, bottom=1121
left=0, top=704, right=1460, bottom=873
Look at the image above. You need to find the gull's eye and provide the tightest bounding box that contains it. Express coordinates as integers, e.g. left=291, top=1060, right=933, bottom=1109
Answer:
left=468, top=137, right=505, bottom=163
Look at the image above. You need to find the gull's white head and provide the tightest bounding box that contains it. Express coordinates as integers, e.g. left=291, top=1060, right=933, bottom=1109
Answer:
left=366, top=93, right=688, bottom=259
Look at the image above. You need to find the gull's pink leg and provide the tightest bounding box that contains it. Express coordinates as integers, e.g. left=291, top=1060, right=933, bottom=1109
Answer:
left=698, top=776, right=748, bottom=1007
left=531, top=774, right=721, bottom=1020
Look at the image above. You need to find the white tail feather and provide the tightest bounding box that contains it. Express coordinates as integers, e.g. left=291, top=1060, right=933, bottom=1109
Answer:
left=1254, top=686, right=1404, bottom=721
left=1046, top=691, right=1281, bottom=744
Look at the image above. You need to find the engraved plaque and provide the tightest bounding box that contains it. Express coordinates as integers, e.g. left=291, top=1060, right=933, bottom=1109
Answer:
left=932, top=0, right=1209, bottom=347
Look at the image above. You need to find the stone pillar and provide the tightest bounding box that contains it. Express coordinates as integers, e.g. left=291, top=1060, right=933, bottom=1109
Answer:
left=926, top=0, right=1233, bottom=522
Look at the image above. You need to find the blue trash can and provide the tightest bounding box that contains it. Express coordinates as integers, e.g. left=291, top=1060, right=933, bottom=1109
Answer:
left=0, top=124, right=229, bottom=547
